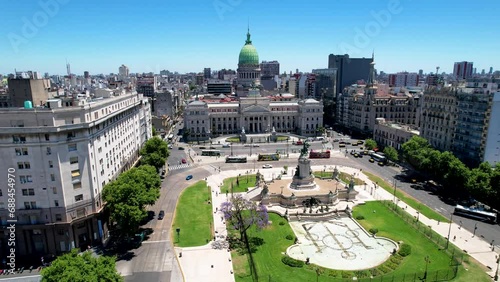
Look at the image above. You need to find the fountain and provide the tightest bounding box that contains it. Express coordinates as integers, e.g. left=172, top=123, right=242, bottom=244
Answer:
left=290, top=141, right=317, bottom=190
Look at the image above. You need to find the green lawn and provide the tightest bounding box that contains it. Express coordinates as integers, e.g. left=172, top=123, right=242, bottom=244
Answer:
left=172, top=180, right=213, bottom=247
left=232, top=203, right=489, bottom=281
left=339, top=172, right=365, bottom=185
left=276, top=136, right=290, bottom=141
left=221, top=175, right=257, bottom=194
left=363, top=171, right=450, bottom=223
left=352, top=202, right=490, bottom=282
left=226, top=137, right=240, bottom=142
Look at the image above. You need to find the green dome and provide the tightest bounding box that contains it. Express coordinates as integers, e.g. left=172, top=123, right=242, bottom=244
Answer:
left=238, top=30, right=259, bottom=66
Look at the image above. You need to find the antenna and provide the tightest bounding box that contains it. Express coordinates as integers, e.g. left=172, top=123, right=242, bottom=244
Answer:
left=436, top=66, right=440, bottom=75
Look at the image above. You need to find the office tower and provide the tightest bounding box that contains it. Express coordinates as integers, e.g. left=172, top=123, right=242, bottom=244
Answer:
left=453, top=61, right=473, bottom=79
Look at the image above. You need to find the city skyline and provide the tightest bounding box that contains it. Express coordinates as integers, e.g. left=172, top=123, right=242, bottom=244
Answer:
left=2, top=0, right=499, bottom=75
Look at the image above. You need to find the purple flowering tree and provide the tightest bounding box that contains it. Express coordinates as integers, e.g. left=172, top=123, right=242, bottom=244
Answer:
left=220, top=195, right=269, bottom=241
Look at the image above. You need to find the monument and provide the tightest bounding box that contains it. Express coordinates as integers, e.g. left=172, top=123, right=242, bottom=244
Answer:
left=290, top=141, right=317, bottom=190
left=270, top=126, right=277, bottom=142
left=240, top=126, right=247, bottom=143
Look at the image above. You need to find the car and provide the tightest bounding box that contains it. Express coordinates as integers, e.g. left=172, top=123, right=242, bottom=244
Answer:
left=199, top=146, right=206, bottom=149
left=378, top=162, right=385, bottom=166
left=262, top=164, right=273, bottom=169
left=252, top=144, right=260, bottom=147
left=411, top=184, right=424, bottom=190
left=357, top=140, right=364, bottom=145
left=363, top=150, right=369, bottom=155
left=339, top=144, right=346, bottom=148
left=158, top=210, right=165, bottom=220
left=222, top=143, right=230, bottom=148
left=209, top=146, right=216, bottom=149
left=354, top=153, right=359, bottom=158
left=351, top=142, right=358, bottom=146
left=181, top=158, right=187, bottom=164
left=186, top=175, right=193, bottom=180
left=168, top=144, right=173, bottom=149
left=295, top=141, right=304, bottom=145
left=178, top=147, right=185, bottom=150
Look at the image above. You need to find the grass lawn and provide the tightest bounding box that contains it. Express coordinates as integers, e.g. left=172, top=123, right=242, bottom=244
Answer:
left=172, top=180, right=213, bottom=247
left=313, top=171, right=334, bottom=178
left=339, top=172, right=365, bottom=185
left=363, top=171, right=449, bottom=223
left=232, top=203, right=488, bottom=281
left=226, top=137, right=240, bottom=142
left=352, top=201, right=490, bottom=281
left=276, top=136, right=290, bottom=141
left=221, top=175, right=257, bottom=194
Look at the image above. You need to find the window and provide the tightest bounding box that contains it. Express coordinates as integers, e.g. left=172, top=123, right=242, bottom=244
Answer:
left=73, top=182, right=82, bottom=189
left=45, top=134, right=50, bottom=141
left=74, top=194, right=83, bottom=202
left=48, top=161, right=53, bottom=168
left=50, top=174, right=55, bottom=181
left=0, top=190, right=2, bottom=196
left=68, top=144, right=77, bottom=151
left=22, top=189, right=35, bottom=196
left=24, top=201, right=37, bottom=209
left=18, top=162, right=30, bottom=169
left=19, top=175, right=32, bottom=183
left=55, top=214, right=62, bottom=221
left=15, top=148, right=28, bottom=156
left=46, top=147, right=51, bottom=155
left=57, top=229, right=64, bottom=235
left=54, top=200, right=59, bottom=207
left=69, top=157, right=78, bottom=164
left=52, top=187, right=57, bottom=194
left=71, top=170, right=80, bottom=178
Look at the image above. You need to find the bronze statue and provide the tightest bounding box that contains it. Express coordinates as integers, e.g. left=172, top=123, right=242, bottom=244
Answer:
left=299, top=140, right=310, bottom=158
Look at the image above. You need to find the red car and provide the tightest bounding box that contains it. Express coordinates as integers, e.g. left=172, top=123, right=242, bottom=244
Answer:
left=181, top=158, right=187, bottom=164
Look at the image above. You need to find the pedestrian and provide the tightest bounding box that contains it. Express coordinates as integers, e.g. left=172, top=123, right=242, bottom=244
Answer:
left=453, top=235, right=456, bottom=241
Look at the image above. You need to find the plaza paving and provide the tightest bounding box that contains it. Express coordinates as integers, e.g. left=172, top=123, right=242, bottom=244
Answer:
left=287, top=217, right=397, bottom=270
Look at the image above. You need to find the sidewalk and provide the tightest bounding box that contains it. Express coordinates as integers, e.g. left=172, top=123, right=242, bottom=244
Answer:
left=175, top=165, right=500, bottom=281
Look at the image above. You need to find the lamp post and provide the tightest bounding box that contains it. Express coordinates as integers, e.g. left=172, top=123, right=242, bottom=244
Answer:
left=286, top=138, right=289, bottom=157
left=416, top=211, right=420, bottom=222
left=445, top=212, right=454, bottom=250
left=473, top=223, right=477, bottom=238
left=393, top=178, right=398, bottom=205
left=423, top=255, right=431, bottom=280
left=494, top=255, right=499, bottom=281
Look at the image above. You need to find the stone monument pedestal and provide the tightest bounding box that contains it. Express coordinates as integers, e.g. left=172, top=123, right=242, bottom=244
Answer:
left=290, top=157, right=316, bottom=190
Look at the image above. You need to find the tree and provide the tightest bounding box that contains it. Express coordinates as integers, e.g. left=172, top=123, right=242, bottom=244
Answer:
left=152, top=126, right=157, bottom=136
left=383, top=146, right=398, bottom=162
left=140, top=137, right=169, bottom=171
left=141, top=136, right=169, bottom=159
left=364, top=139, right=377, bottom=150
left=401, top=136, right=432, bottom=169
left=41, top=249, right=123, bottom=282
left=220, top=195, right=269, bottom=241
left=103, top=166, right=160, bottom=237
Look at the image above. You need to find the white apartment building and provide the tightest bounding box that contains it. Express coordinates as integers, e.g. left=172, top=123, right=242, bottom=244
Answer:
left=0, top=90, right=152, bottom=258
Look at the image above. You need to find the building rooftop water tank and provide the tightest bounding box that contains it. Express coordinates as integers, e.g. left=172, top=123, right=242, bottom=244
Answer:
left=24, top=100, right=33, bottom=109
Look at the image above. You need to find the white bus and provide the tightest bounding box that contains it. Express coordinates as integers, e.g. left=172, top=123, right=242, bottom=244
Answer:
left=371, top=153, right=387, bottom=163
left=454, top=205, right=497, bottom=223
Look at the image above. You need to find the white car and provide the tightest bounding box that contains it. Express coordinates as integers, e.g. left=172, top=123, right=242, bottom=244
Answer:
left=262, top=164, right=273, bottom=169
left=168, top=144, right=173, bottom=149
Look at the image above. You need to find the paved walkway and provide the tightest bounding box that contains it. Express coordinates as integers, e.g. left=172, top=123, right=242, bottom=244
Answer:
left=175, top=165, right=500, bottom=281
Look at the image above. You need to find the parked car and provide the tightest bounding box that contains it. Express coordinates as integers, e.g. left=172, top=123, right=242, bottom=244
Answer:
left=378, top=162, right=385, bottom=166
left=181, top=158, right=187, bottom=164
left=178, top=147, right=185, bottom=150
left=369, top=158, right=375, bottom=163
left=158, top=210, right=165, bottom=220
left=262, top=164, right=273, bottom=169
left=186, top=175, right=193, bottom=180
left=168, top=144, right=173, bottom=149
left=222, top=143, right=230, bottom=148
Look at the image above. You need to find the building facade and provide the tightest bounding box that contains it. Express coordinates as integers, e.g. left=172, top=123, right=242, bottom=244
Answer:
left=373, top=118, right=419, bottom=150
left=453, top=61, right=473, bottom=80
left=260, top=61, right=280, bottom=77
left=183, top=96, right=323, bottom=140
left=328, top=54, right=372, bottom=96
left=388, top=72, right=419, bottom=87
left=0, top=90, right=152, bottom=260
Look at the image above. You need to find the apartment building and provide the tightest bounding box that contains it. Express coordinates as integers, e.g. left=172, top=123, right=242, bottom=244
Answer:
left=0, top=89, right=152, bottom=259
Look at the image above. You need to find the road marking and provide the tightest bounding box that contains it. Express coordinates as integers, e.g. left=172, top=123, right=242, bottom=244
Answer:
left=142, top=240, right=169, bottom=244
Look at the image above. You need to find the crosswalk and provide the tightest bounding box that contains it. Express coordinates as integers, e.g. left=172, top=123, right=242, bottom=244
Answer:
left=168, top=164, right=192, bottom=171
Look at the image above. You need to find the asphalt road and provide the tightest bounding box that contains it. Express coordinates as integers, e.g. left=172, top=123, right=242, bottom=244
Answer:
left=118, top=144, right=212, bottom=282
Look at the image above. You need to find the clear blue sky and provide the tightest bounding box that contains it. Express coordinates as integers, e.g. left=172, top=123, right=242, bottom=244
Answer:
left=1, top=0, right=499, bottom=76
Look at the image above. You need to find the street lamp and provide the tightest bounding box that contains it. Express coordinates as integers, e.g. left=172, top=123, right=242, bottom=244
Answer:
left=393, top=178, right=398, bottom=205
left=494, top=255, right=499, bottom=281
left=473, top=223, right=478, bottom=238
left=445, top=212, right=454, bottom=250
left=423, top=256, right=431, bottom=280
left=416, top=211, right=420, bottom=222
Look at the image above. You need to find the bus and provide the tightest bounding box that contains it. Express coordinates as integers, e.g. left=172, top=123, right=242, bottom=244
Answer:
left=225, top=156, right=247, bottom=163
left=201, top=149, right=221, bottom=156
left=309, top=150, right=331, bottom=159
left=258, top=153, right=280, bottom=161
left=454, top=205, right=497, bottom=223
left=167, top=134, right=174, bottom=141
left=371, top=153, right=387, bottom=163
